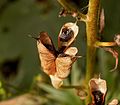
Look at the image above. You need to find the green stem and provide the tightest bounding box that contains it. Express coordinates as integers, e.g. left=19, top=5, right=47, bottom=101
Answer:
left=85, top=0, right=100, bottom=104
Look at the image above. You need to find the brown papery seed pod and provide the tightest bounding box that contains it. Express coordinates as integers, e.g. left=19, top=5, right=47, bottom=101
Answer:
left=37, top=32, right=57, bottom=75
left=58, top=22, right=79, bottom=52
left=89, top=78, right=107, bottom=105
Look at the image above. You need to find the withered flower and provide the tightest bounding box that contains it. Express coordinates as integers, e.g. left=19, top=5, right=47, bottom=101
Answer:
left=36, top=22, right=80, bottom=88
left=89, top=78, right=107, bottom=105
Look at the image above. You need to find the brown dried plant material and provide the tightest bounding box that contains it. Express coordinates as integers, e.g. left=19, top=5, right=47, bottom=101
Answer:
left=56, top=47, right=79, bottom=79
left=37, top=32, right=57, bottom=75
left=108, top=99, right=119, bottom=105
left=89, top=78, right=107, bottom=105
left=58, top=22, right=79, bottom=52
left=36, top=22, right=79, bottom=88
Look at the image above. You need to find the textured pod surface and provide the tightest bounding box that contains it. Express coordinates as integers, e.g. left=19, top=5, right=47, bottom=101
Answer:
left=56, top=47, right=78, bottom=79
left=37, top=23, right=79, bottom=88
left=56, top=56, right=73, bottom=79
left=58, top=22, right=79, bottom=52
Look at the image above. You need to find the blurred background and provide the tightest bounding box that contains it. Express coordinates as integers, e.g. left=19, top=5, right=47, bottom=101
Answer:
left=0, top=0, right=120, bottom=105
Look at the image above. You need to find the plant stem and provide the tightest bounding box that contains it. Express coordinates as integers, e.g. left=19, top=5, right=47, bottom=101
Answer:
left=85, top=0, right=100, bottom=104
left=61, top=85, right=85, bottom=89
left=95, top=41, right=116, bottom=47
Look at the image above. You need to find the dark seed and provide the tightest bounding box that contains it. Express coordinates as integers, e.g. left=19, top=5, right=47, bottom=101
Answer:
left=59, top=28, right=74, bottom=42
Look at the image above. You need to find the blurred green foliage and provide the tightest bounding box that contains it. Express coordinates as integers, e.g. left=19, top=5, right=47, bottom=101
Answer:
left=0, top=0, right=120, bottom=104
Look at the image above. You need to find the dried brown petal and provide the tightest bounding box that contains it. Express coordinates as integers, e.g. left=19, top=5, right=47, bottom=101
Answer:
left=89, top=78, right=107, bottom=105
left=56, top=56, right=75, bottom=79
left=108, top=99, right=119, bottom=105
left=58, top=22, right=79, bottom=52
left=37, top=32, right=56, bottom=75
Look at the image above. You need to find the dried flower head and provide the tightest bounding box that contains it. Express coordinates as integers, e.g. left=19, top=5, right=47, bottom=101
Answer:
left=36, top=22, right=80, bottom=88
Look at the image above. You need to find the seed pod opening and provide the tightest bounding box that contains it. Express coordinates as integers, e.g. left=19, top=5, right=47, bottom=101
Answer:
left=58, top=22, right=79, bottom=52
left=89, top=78, right=107, bottom=105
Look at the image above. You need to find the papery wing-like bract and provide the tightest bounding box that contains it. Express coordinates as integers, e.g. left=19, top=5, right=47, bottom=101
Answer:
left=56, top=47, right=78, bottom=79
left=37, top=32, right=56, bottom=75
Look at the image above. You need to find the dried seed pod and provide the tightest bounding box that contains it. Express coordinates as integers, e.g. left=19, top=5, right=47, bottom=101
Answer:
left=58, top=22, right=79, bottom=52
left=114, top=34, right=120, bottom=46
left=89, top=78, right=107, bottom=105
left=37, top=32, right=56, bottom=75
left=35, top=22, right=80, bottom=88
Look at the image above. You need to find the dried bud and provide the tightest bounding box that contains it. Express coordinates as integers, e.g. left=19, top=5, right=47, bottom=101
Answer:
left=89, top=78, right=107, bottom=105
left=114, top=34, right=120, bottom=46
left=37, top=32, right=56, bottom=75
